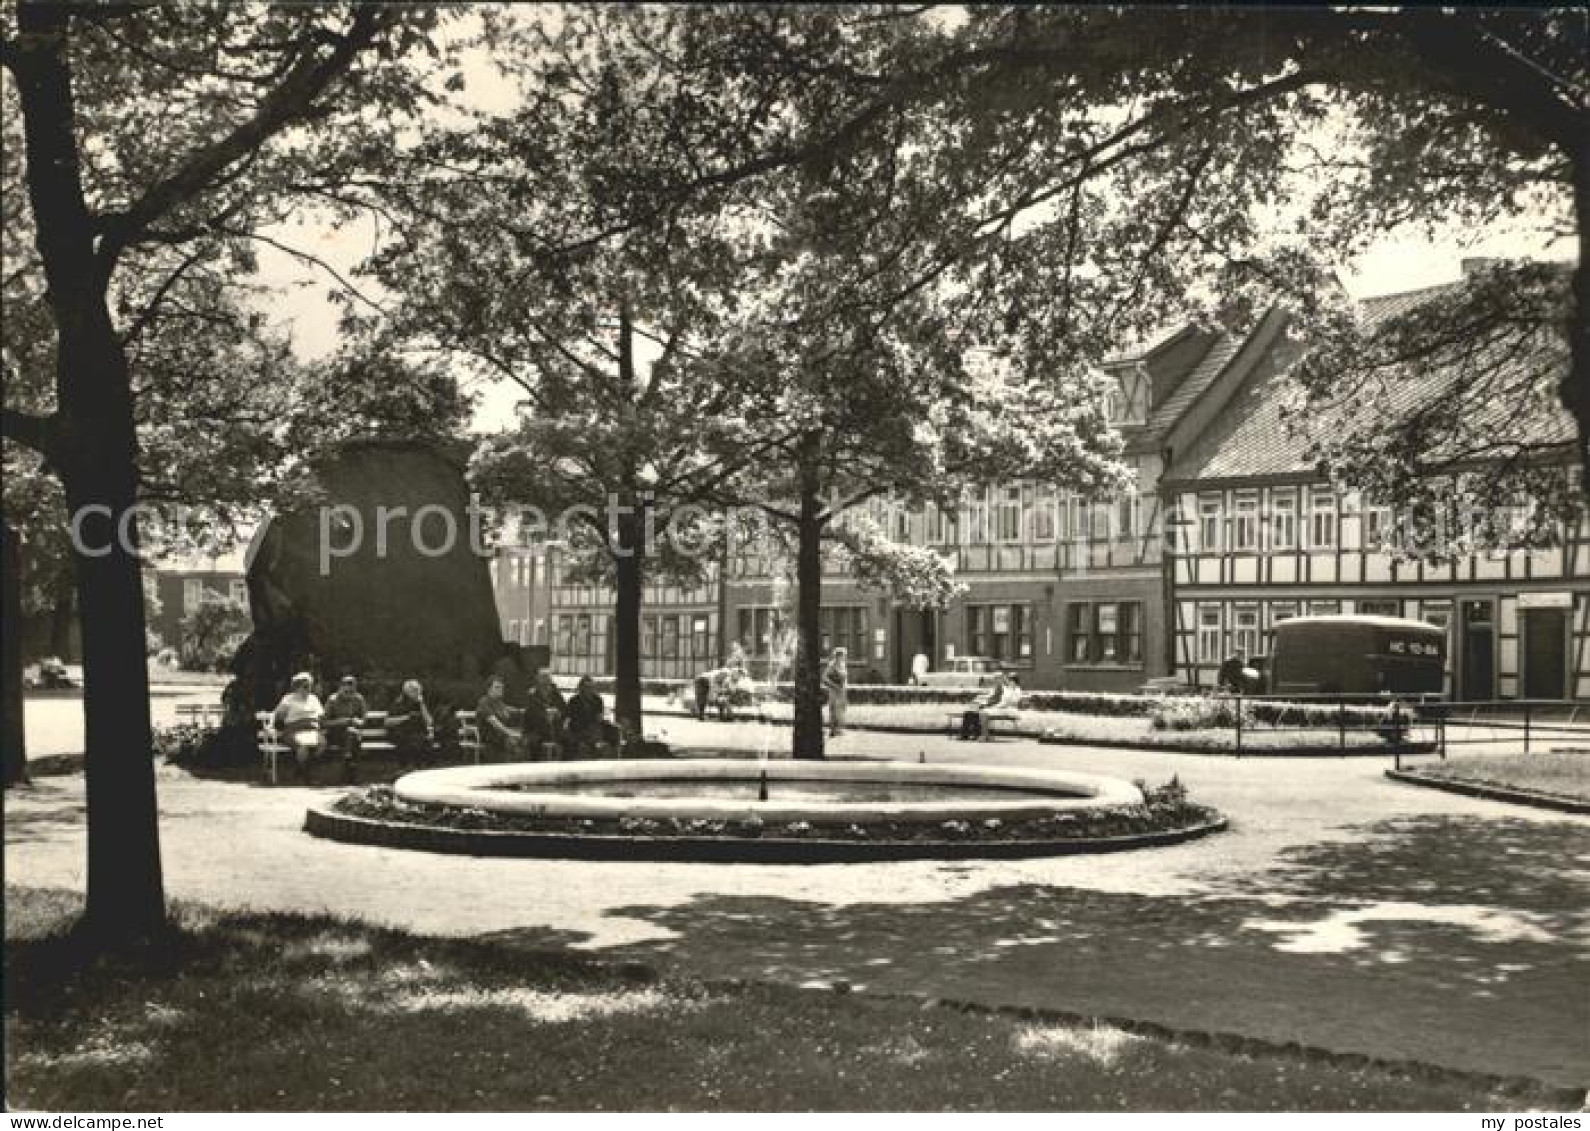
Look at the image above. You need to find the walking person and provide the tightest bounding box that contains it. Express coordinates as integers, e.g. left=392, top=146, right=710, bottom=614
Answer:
left=823, top=647, right=849, bottom=738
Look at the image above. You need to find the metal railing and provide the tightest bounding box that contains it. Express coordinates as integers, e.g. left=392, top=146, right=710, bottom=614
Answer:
left=1214, top=692, right=1588, bottom=762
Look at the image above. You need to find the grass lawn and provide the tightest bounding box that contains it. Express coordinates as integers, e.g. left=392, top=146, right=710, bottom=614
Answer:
left=3, top=886, right=1562, bottom=1112
left=657, top=696, right=1403, bottom=752
left=1414, top=751, right=1590, bottom=803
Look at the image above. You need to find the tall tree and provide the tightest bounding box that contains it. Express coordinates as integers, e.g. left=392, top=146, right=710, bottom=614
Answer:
left=0, top=1, right=453, bottom=942
left=364, top=10, right=769, bottom=742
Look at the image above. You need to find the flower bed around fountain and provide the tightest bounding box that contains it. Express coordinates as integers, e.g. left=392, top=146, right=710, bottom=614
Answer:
left=305, top=759, right=1226, bottom=862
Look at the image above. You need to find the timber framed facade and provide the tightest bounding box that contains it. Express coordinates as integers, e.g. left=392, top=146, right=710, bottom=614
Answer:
left=494, top=277, right=1588, bottom=701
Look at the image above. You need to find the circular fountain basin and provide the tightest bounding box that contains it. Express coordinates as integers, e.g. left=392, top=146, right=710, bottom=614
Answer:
left=392, top=758, right=1144, bottom=825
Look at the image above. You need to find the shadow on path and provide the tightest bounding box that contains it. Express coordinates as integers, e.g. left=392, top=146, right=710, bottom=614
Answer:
left=573, top=815, right=1590, bottom=1087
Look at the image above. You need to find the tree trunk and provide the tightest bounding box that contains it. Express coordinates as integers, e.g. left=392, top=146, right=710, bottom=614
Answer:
left=611, top=504, right=646, bottom=746
left=48, top=574, right=75, bottom=660
left=3, top=521, right=28, bottom=788
left=792, top=455, right=826, bottom=760
left=1569, top=149, right=1590, bottom=504
left=12, top=7, right=165, bottom=941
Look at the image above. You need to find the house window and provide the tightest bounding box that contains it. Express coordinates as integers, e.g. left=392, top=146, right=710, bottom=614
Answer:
left=1068, top=603, right=1091, bottom=662
left=1309, top=488, right=1337, bottom=549
left=1084, top=500, right=1107, bottom=541
left=1199, top=498, right=1222, bottom=553
left=575, top=613, right=593, bottom=655
left=738, top=607, right=787, bottom=655
left=1364, top=504, right=1394, bottom=549
left=692, top=616, right=711, bottom=661
left=1233, top=605, right=1261, bottom=656
left=1116, top=495, right=1136, bottom=541
left=183, top=578, right=204, bottom=614
left=967, top=603, right=1032, bottom=663
left=1096, top=604, right=1119, bottom=661
left=930, top=502, right=961, bottom=544
left=997, top=487, right=1023, bottom=542
left=1065, top=602, right=1143, bottom=665
left=1268, top=602, right=1299, bottom=644
left=642, top=616, right=657, bottom=658
left=891, top=503, right=912, bottom=542
left=1197, top=606, right=1223, bottom=664
left=1270, top=491, right=1297, bottom=550
left=820, top=607, right=868, bottom=659
left=1058, top=495, right=1077, bottom=541
left=228, top=580, right=247, bottom=605
left=507, top=618, right=520, bottom=644
left=1121, top=602, right=1143, bottom=662
left=962, top=492, right=989, bottom=544
left=1233, top=495, right=1258, bottom=551
left=1309, top=600, right=1342, bottom=616
left=661, top=615, right=679, bottom=659
left=1359, top=599, right=1401, bottom=617
left=555, top=614, right=574, bottom=656
left=1032, top=488, right=1056, bottom=542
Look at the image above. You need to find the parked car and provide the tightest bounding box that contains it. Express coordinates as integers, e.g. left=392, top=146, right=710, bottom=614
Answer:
left=916, top=656, right=1003, bottom=689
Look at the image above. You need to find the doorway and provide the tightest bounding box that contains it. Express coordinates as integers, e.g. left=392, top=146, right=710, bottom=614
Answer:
left=894, top=608, right=937, bottom=683
left=1522, top=607, right=1568, bottom=700
left=1459, top=599, right=1495, bottom=701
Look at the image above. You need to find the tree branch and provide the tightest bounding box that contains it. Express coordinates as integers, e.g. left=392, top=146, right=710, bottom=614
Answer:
left=95, top=6, right=392, bottom=265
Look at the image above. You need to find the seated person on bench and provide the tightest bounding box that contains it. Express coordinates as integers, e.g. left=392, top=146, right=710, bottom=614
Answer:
left=958, top=672, right=1013, bottom=741
left=271, top=672, right=325, bottom=775
left=475, top=675, right=524, bottom=761
left=323, top=675, right=367, bottom=777
left=387, top=679, right=435, bottom=766
left=563, top=675, right=610, bottom=758
left=525, top=672, right=565, bottom=759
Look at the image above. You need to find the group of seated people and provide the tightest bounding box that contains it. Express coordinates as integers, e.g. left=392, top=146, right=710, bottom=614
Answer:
left=269, top=672, right=438, bottom=781
left=267, top=669, right=614, bottom=778
left=474, top=672, right=614, bottom=761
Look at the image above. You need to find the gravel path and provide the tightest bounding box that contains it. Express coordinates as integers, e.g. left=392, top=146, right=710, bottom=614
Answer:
left=7, top=716, right=1587, bottom=1087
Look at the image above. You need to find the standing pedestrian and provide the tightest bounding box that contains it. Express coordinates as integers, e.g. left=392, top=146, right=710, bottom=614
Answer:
left=823, top=647, right=849, bottom=737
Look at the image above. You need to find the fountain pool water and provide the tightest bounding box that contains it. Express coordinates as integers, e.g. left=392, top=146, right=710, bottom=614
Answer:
left=391, top=759, right=1144, bottom=825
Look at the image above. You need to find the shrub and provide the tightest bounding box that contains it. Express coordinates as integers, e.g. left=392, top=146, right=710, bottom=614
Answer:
left=1149, top=694, right=1397, bottom=734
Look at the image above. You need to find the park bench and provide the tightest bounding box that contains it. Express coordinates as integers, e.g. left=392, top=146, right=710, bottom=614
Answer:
left=457, top=709, right=561, bottom=762
left=943, top=706, right=1021, bottom=742
left=254, top=710, right=395, bottom=784
left=174, top=702, right=224, bottom=730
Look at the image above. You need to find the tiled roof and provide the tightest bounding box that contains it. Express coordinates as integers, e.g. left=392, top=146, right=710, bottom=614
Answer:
left=1166, top=284, right=1573, bottom=483
left=1144, top=333, right=1243, bottom=436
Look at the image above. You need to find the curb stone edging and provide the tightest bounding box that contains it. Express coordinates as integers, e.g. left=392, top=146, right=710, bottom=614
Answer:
left=1384, top=768, right=1590, bottom=815
left=302, top=804, right=1228, bottom=863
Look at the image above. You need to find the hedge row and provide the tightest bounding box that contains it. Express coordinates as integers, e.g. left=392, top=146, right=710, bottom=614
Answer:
left=576, top=675, right=1405, bottom=733
left=1150, top=696, right=1399, bottom=733
left=583, top=675, right=1165, bottom=714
